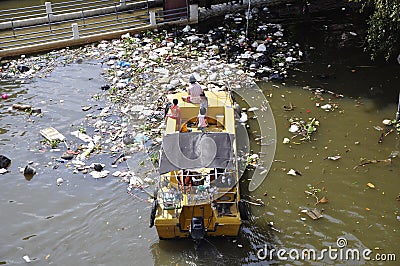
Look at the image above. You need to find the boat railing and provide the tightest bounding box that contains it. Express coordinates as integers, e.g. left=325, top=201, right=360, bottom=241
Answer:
left=158, top=171, right=238, bottom=210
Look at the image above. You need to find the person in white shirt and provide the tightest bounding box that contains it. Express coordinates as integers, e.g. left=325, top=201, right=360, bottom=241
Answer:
left=187, top=75, right=203, bottom=104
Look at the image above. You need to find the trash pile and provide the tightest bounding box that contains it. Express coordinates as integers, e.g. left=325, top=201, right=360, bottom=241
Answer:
left=1, top=7, right=302, bottom=83
left=0, top=155, right=11, bottom=175
left=0, top=50, right=91, bottom=81
left=377, top=118, right=400, bottom=143
left=284, top=116, right=320, bottom=143
left=0, top=6, right=303, bottom=191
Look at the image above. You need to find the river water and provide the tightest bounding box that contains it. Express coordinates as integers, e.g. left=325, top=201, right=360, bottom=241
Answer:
left=1, top=2, right=400, bottom=266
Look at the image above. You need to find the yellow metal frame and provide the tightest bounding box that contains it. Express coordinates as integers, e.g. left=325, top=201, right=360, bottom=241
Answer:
left=155, top=90, right=241, bottom=239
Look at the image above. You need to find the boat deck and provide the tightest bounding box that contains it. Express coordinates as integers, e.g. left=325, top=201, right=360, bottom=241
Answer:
left=165, top=90, right=235, bottom=134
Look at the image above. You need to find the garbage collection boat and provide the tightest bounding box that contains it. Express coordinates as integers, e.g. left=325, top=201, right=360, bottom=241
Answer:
left=150, top=90, right=246, bottom=240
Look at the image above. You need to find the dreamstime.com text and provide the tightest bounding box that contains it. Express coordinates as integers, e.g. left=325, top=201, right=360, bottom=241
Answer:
left=257, top=238, right=396, bottom=262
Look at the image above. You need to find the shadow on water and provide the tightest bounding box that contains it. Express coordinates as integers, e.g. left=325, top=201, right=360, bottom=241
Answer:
left=285, top=20, right=400, bottom=108
left=150, top=227, right=274, bottom=265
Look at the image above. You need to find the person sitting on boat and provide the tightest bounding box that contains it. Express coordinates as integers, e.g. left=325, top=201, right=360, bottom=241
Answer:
left=165, top=99, right=181, bottom=131
left=197, top=107, right=208, bottom=133
left=185, top=75, right=203, bottom=104
left=177, top=169, right=192, bottom=193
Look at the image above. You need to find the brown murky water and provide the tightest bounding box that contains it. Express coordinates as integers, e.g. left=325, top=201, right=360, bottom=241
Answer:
left=1, top=55, right=398, bottom=266
left=250, top=83, right=399, bottom=265
left=1, top=1, right=399, bottom=266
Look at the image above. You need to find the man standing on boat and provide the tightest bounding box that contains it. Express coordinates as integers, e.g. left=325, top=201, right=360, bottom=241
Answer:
left=186, top=75, right=203, bottom=104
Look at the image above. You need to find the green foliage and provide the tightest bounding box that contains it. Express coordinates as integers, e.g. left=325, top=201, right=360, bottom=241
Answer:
left=141, top=124, right=151, bottom=131
left=150, top=152, right=159, bottom=165
left=50, top=140, right=61, bottom=148
left=78, top=126, right=86, bottom=134
left=41, top=138, right=62, bottom=149
left=351, top=0, right=400, bottom=60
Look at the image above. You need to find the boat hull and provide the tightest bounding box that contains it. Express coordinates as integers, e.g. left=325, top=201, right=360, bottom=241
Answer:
left=155, top=218, right=241, bottom=239
left=154, top=90, right=243, bottom=240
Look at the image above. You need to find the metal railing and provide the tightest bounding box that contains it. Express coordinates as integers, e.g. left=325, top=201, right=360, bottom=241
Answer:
left=0, top=0, right=150, bottom=50
left=51, top=0, right=123, bottom=14
left=0, top=1, right=198, bottom=56
left=155, top=6, right=189, bottom=24
left=0, top=4, right=47, bottom=23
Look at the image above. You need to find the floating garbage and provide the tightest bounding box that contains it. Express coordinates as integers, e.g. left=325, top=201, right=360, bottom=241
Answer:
left=389, top=151, right=399, bottom=158
left=78, top=142, right=95, bottom=160
left=134, top=133, right=148, bottom=143
left=288, top=117, right=320, bottom=142
left=248, top=107, right=259, bottom=112
left=17, top=65, right=30, bottom=73
left=117, top=61, right=131, bottom=67
left=40, top=127, right=66, bottom=142
left=0, top=168, right=8, bottom=174
left=22, top=255, right=31, bottom=263
left=318, top=196, right=329, bottom=204
left=12, top=103, right=32, bottom=111
left=0, top=155, right=11, bottom=169
left=56, top=177, right=64, bottom=186
left=288, top=124, right=299, bottom=133
left=61, top=152, right=74, bottom=160
left=327, top=155, right=341, bottom=161
left=81, top=106, right=92, bottom=111
left=256, top=44, right=266, bottom=52
left=320, top=104, right=332, bottom=110
left=92, top=163, right=104, bottom=172
left=23, top=165, right=36, bottom=176
left=100, top=84, right=110, bottom=90
left=239, top=112, right=248, bottom=123
left=129, top=174, right=143, bottom=187
left=287, top=169, right=301, bottom=176
left=353, top=158, right=392, bottom=169
left=267, top=221, right=281, bottom=232
left=305, top=208, right=323, bottom=220
left=90, top=170, right=109, bottom=179
left=367, top=182, right=376, bottom=189
left=305, top=184, right=327, bottom=205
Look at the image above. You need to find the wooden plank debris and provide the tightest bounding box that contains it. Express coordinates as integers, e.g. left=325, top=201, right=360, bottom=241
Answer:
left=40, top=127, right=66, bottom=142
left=306, top=208, right=323, bottom=220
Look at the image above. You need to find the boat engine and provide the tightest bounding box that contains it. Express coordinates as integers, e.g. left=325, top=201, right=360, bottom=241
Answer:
left=190, top=217, right=205, bottom=241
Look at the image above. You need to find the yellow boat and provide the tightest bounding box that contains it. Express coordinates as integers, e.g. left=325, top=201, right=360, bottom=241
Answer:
left=150, top=90, right=247, bottom=240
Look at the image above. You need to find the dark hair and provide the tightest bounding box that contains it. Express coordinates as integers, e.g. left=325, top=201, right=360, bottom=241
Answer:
left=173, top=99, right=178, bottom=105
